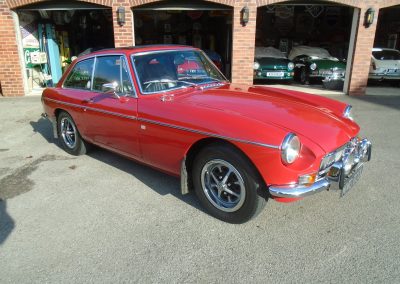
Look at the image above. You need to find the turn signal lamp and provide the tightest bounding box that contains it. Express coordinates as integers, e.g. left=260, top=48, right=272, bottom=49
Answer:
left=298, top=173, right=317, bottom=186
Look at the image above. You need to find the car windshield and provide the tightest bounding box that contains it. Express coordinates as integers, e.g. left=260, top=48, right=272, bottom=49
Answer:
left=132, top=50, right=227, bottom=94
left=373, top=50, right=400, bottom=60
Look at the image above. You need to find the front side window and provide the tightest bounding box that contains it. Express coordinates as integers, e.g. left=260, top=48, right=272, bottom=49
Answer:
left=64, top=58, right=94, bottom=90
left=92, top=55, right=135, bottom=96
left=133, top=50, right=227, bottom=94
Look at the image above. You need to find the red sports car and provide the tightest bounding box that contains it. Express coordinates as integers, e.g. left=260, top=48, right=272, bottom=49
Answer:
left=42, top=45, right=372, bottom=223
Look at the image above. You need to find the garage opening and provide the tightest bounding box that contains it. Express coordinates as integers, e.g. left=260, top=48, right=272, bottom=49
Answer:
left=133, top=1, right=233, bottom=79
left=367, top=5, right=400, bottom=94
left=17, top=1, right=114, bottom=93
left=254, top=2, right=356, bottom=94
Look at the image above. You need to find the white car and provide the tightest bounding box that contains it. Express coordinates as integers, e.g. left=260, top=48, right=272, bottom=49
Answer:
left=369, top=48, right=400, bottom=81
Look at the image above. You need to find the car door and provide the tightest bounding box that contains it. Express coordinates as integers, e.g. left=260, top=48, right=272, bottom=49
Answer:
left=81, top=55, right=140, bottom=158
left=58, top=57, right=97, bottom=134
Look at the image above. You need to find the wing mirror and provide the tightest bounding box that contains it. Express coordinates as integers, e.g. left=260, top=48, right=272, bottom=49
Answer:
left=102, top=81, right=121, bottom=99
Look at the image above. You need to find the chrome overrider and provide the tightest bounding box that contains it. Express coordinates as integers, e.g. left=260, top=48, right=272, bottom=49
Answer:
left=269, top=137, right=372, bottom=198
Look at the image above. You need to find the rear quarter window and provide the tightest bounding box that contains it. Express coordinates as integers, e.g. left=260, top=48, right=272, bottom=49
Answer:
left=63, top=58, right=94, bottom=90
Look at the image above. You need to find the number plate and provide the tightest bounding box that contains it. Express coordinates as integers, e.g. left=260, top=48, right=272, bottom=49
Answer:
left=266, top=72, right=284, bottom=77
left=341, top=164, right=364, bottom=197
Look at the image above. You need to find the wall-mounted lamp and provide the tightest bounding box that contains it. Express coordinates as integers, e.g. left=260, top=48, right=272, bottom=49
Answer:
left=241, top=5, right=249, bottom=26
left=364, top=8, right=375, bottom=28
left=117, top=6, right=126, bottom=26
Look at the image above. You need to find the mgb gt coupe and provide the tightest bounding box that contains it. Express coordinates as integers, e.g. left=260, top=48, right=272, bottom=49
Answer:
left=42, top=45, right=372, bottom=223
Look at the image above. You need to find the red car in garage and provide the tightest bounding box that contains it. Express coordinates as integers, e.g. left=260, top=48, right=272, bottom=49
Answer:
left=42, top=45, right=372, bottom=223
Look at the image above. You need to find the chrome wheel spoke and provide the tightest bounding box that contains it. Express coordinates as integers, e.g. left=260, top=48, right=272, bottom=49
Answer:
left=201, top=159, right=246, bottom=213
left=217, top=188, right=223, bottom=198
left=223, top=187, right=240, bottom=198
left=60, top=117, right=77, bottom=149
left=210, top=171, right=220, bottom=184
left=221, top=169, right=232, bottom=185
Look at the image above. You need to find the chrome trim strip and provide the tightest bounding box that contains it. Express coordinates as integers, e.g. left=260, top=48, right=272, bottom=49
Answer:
left=343, top=105, right=352, bottom=119
left=130, top=49, right=228, bottom=95
left=90, top=56, right=97, bottom=92
left=44, top=98, right=137, bottom=121
left=44, top=97, right=280, bottom=149
left=62, top=53, right=137, bottom=98
left=138, top=117, right=280, bottom=149
left=133, top=49, right=194, bottom=57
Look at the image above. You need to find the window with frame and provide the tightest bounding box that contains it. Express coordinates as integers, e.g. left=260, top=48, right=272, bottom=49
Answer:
left=63, top=58, right=94, bottom=90
left=92, top=55, right=135, bottom=96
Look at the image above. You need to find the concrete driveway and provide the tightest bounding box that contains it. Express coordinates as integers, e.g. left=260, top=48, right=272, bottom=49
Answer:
left=0, top=94, right=399, bottom=283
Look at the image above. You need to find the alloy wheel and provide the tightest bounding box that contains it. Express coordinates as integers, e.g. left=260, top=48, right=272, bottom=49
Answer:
left=200, top=159, right=246, bottom=212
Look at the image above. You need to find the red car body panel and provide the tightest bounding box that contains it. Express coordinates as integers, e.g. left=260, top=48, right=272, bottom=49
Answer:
left=42, top=45, right=359, bottom=203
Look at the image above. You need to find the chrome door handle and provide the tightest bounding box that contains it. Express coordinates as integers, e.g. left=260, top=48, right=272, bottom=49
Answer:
left=82, top=98, right=94, bottom=104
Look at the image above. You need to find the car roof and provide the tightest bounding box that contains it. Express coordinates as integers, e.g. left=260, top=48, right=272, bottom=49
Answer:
left=87, top=44, right=198, bottom=57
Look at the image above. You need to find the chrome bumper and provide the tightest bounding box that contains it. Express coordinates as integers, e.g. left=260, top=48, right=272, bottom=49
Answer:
left=269, top=138, right=372, bottom=198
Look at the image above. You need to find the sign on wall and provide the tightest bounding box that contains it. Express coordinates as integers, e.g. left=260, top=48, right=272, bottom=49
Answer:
left=19, top=12, right=39, bottom=48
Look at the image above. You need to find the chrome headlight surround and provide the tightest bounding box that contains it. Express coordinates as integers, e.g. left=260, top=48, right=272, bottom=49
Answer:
left=343, top=105, right=353, bottom=120
left=288, top=62, right=294, bottom=70
left=310, top=63, right=317, bottom=71
left=281, top=133, right=301, bottom=165
left=253, top=61, right=260, bottom=70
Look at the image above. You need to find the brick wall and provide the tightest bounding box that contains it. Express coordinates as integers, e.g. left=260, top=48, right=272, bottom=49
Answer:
left=112, top=0, right=134, bottom=47
left=0, top=0, right=24, bottom=97
left=231, top=0, right=257, bottom=84
left=1, top=0, right=400, bottom=97
left=347, top=5, right=380, bottom=96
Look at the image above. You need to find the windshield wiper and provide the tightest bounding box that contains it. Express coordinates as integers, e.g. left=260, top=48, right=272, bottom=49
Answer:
left=179, top=75, right=226, bottom=83
left=179, top=75, right=209, bottom=80
left=143, top=79, right=197, bottom=88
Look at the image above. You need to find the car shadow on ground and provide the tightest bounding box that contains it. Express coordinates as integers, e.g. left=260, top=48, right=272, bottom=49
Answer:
left=87, top=148, right=204, bottom=212
left=29, top=117, right=205, bottom=213
left=349, top=94, right=400, bottom=112
left=0, top=200, right=15, bottom=245
left=30, top=117, right=55, bottom=144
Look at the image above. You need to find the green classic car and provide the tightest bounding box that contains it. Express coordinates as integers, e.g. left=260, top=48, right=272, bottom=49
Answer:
left=253, top=47, right=294, bottom=80
left=288, top=46, right=346, bottom=89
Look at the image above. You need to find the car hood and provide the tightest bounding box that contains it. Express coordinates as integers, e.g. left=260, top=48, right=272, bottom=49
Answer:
left=255, top=57, right=290, bottom=69
left=374, top=58, right=400, bottom=69
left=310, top=59, right=346, bottom=70
left=175, top=84, right=359, bottom=153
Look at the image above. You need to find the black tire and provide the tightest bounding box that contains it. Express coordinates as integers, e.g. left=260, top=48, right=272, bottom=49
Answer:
left=192, top=144, right=266, bottom=223
left=57, top=111, right=88, bottom=156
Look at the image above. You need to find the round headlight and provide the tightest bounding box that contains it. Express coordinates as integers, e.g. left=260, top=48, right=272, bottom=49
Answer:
left=253, top=61, right=260, bottom=70
left=310, top=63, right=317, bottom=71
left=288, top=62, right=294, bottom=70
left=343, top=105, right=353, bottom=120
left=281, top=133, right=301, bottom=165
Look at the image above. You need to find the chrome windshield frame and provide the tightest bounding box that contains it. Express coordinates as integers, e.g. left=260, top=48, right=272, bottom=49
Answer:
left=130, top=49, right=229, bottom=95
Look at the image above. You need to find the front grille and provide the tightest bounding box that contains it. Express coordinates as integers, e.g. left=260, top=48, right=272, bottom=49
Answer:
left=318, top=142, right=348, bottom=176
left=319, top=68, right=345, bottom=77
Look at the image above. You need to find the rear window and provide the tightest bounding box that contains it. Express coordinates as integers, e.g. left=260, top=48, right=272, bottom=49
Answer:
left=372, top=50, right=400, bottom=60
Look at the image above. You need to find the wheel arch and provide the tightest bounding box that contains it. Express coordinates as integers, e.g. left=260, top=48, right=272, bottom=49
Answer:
left=54, top=108, right=65, bottom=119
left=182, top=137, right=268, bottom=198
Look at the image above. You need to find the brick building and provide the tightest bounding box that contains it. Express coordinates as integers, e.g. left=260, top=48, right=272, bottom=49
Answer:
left=0, top=0, right=399, bottom=97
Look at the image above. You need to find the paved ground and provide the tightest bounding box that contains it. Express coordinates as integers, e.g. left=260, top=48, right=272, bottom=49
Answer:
left=1, top=93, right=400, bottom=283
